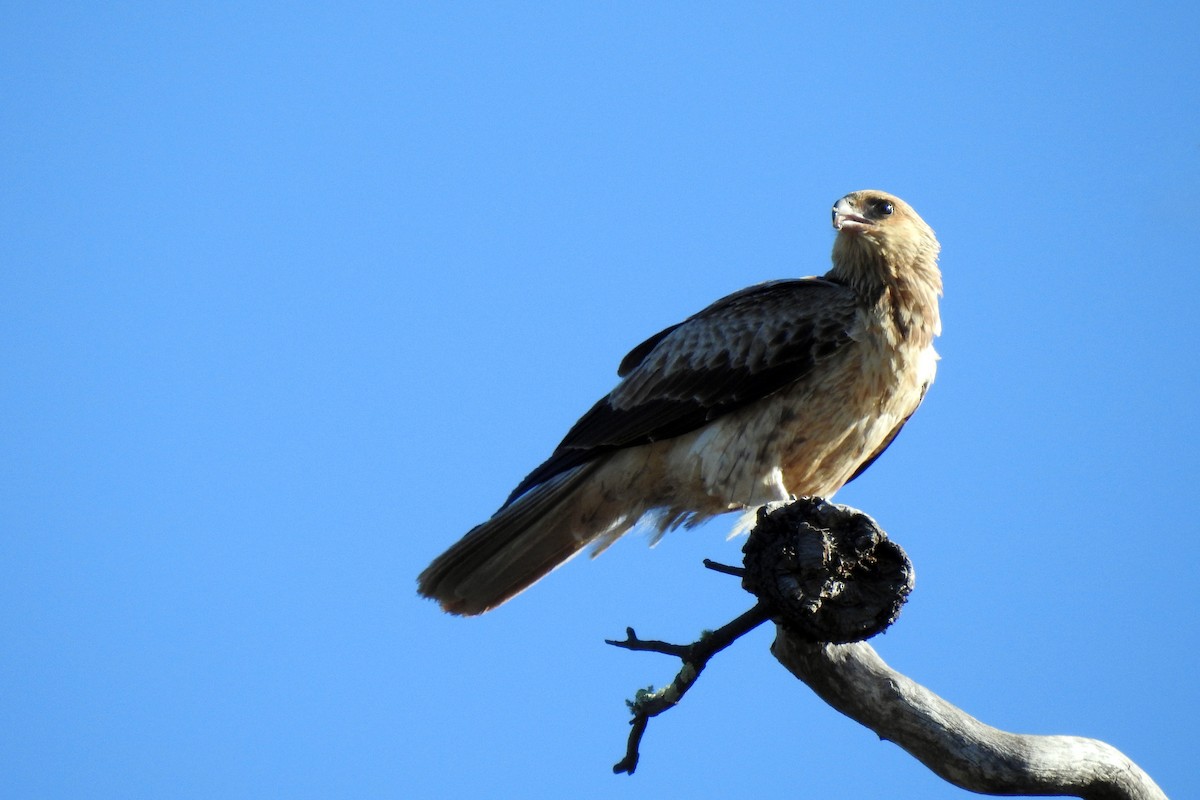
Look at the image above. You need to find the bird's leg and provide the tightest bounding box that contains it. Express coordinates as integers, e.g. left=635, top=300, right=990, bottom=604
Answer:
left=606, top=602, right=771, bottom=774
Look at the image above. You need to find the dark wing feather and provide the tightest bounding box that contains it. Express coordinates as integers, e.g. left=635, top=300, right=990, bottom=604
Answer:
left=618, top=322, right=683, bottom=377
left=502, top=278, right=860, bottom=507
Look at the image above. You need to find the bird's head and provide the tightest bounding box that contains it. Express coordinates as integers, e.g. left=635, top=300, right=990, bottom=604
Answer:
left=830, top=190, right=940, bottom=295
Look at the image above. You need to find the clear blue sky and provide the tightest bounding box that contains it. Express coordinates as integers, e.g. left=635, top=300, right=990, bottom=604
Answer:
left=3, top=3, right=1197, bottom=798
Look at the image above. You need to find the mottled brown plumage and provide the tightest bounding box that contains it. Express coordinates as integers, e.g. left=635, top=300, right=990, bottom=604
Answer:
left=419, top=190, right=941, bottom=615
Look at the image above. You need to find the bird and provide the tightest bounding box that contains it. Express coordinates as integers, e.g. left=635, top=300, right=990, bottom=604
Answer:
left=419, top=190, right=942, bottom=616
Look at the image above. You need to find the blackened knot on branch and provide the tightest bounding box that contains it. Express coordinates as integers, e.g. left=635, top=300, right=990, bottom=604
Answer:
left=741, top=497, right=914, bottom=643
left=608, top=497, right=915, bottom=776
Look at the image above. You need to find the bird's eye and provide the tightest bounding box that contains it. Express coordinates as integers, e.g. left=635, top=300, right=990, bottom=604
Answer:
left=874, top=200, right=894, bottom=216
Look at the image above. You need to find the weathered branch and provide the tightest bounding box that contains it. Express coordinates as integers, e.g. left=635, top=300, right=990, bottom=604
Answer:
left=772, top=634, right=1166, bottom=800
left=605, top=497, right=1166, bottom=798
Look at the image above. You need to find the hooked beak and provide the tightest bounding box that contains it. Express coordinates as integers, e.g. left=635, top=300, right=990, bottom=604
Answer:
left=832, top=197, right=871, bottom=233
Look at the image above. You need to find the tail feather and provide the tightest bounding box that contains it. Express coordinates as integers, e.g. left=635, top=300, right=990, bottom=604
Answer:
left=418, top=464, right=619, bottom=615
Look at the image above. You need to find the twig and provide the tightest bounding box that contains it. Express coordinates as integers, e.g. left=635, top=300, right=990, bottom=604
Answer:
left=702, top=558, right=746, bottom=578
left=606, top=602, right=771, bottom=774
left=604, top=627, right=690, bottom=658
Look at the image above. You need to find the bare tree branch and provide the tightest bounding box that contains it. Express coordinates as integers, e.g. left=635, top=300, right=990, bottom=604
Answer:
left=605, top=498, right=1168, bottom=798
left=772, top=633, right=1166, bottom=800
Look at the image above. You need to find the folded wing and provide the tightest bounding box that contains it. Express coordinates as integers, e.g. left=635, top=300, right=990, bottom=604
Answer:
left=503, top=278, right=860, bottom=506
